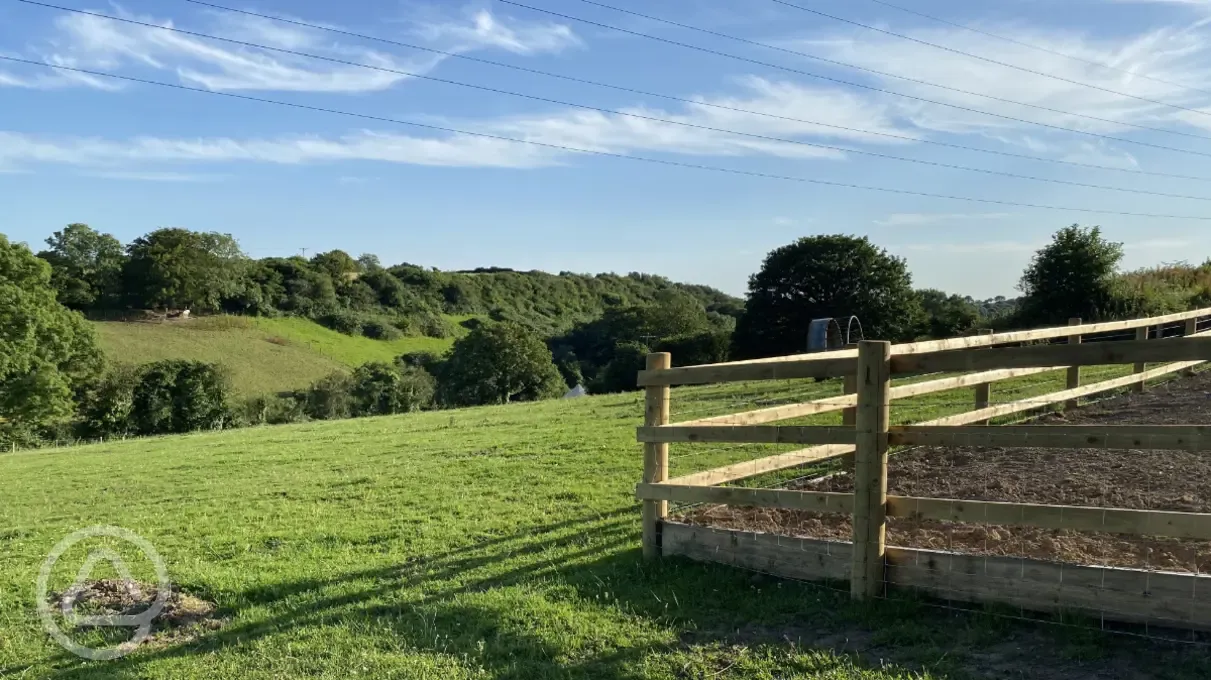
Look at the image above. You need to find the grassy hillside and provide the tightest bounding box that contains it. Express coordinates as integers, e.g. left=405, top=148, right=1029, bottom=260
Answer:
left=2, top=365, right=1205, bottom=679
left=92, top=316, right=464, bottom=395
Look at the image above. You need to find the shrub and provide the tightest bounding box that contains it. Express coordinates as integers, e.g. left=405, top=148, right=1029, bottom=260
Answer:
left=239, top=393, right=308, bottom=426
left=316, top=309, right=365, bottom=336
left=303, top=372, right=354, bottom=420
left=589, top=342, right=650, bottom=394
left=419, top=312, right=456, bottom=339
left=362, top=318, right=403, bottom=341
left=397, top=351, right=445, bottom=374
left=350, top=363, right=434, bottom=416
left=77, top=364, right=141, bottom=438
left=129, top=360, right=233, bottom=435
left=657, top=330, right=731, bottom=367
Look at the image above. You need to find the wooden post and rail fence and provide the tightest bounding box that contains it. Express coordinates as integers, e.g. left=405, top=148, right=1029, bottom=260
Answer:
left=635, top=307, right=1211, bottom=627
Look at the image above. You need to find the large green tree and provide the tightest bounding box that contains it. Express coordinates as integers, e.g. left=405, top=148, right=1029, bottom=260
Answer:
left=123, top=228, right=247, bottom=312
left=36, top=223, right=126, bottom=310
left=438, top=322, right=565, bottom=406
left=1018, top=225, right=1124, bottom=325
left=0, top=235, right=104, bottom=444
left=731, top=235, right=922, bottom=358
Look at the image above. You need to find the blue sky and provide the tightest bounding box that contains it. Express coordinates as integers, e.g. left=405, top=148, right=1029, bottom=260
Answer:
left=4, top=0, right=1211, bottom=298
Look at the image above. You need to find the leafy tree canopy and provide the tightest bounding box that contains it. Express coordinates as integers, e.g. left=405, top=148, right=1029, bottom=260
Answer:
left=0, top=235, right=104, bottom=443
left=438, top=322, right=565, bottom=406
left=36, top=223, right=126, bottom=310
left=1018, top=225, right=1124, bottom=325
left=123, top=228, right=247, bottom=312
left=731, top=235, right=922, bottom=358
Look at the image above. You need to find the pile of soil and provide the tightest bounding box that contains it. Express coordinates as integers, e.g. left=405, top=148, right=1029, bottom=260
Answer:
left=50, top=579, right=224, bottom=645
left=678, top=370, right=1211, bottom=573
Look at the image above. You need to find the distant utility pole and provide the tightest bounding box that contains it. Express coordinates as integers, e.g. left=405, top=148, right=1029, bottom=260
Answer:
left=299, top=248, right=308, bottom=258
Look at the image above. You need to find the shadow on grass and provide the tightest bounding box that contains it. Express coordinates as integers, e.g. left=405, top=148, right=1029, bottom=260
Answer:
left=38, top=507, right=1211, bottom=680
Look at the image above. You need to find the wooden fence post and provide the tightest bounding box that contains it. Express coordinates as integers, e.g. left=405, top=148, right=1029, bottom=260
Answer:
left=973, top=329, right=994, bottom=422
left=851, top=340, right=891, bottom=600
left=1185, top=317, right=1200, bottom=376
left=642, top=352, right=671, bottom=560
left=842, top=343, right=858, bottom=428
left=1066, top=318, right=1082, bottom=410
left=1133, top=326, right=1149, bottom=393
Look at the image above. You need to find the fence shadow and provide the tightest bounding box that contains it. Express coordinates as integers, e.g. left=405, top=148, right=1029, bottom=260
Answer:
left=37, top=506, right=1211, bottom=680
left=34, top=507, right=925, bottom=680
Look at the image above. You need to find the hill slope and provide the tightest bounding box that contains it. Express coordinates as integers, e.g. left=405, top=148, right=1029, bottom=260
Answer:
left=0, top=364, right=1195, bottom=679
left=93, top=316, right=461, bottom=395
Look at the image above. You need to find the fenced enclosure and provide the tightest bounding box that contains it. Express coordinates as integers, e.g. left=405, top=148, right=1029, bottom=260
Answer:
left=636, top=308, right=1211, bottom=634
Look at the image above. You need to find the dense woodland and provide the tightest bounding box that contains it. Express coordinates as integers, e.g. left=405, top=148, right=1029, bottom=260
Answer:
left=4, top=222, right=1211, bottom=448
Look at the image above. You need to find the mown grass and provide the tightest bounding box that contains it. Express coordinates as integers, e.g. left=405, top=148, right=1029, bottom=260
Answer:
left=1, top=367, right=1208, bottom=679
left=92, top=316, right=465, bottom=395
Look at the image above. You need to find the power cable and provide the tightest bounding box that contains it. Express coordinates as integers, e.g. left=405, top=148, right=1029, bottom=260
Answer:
left=859, top=0, right=1211, bottom=100
left=19, top=1, right=1211, bottom=202
left=5, top=54, right=1211, bottom=220
left=763, top=0, right=1211, bottom=120
left=498, top=0, right=1211, bottom=154
left=170, top=0, right=1211, bottom=183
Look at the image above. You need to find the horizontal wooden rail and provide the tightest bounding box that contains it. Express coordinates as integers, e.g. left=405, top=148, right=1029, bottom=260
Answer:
left=677, top=395, right=853, bottom=427
left=637, top=425, right=855, bottom=445
left=665, top=445, right=854, bottom=487
left=636, top=357, right=856, bottom=386
left=887, top=495, right=1211, bottom=541
left=673, top=366, right=1062, bottom=427
left=642, top=308, right=1211, bottom=384
left=919, top=360, right=1202, bottom=427
left=891, top=337, right=1211, bottom=374
left=636, top=482, right=853, bottom=513
left=889, top=425, right=1211, bottom=451
left=666, top=359, right=1204, bottom=487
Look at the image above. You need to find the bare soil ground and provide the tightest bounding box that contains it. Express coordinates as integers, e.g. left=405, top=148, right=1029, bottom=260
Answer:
left=49, top=579, right=225, bottom=647
left=678, top=370, right=1211, bottom=573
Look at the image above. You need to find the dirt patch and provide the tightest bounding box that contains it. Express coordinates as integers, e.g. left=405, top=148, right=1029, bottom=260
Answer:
left=49, top=579, right=225, bottom=646
left=678, top=370, right=1211, bottom=573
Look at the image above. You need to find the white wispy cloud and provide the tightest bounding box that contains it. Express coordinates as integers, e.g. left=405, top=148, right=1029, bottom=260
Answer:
left=0, top=73, right=933, bottom=173
left=0, top=130, right=557, bottom=170
left=0, top=4, right=580, bottom=93
left=782, top=19, right=1211, bottom=156
left=411, top=9, right=581, bottom=55
left=873, top=212, right=1013, bottom=226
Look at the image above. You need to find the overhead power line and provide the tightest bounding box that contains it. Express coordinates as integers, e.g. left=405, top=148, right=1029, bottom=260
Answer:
left=5, top=54, right=1211, bottom=221
left=496, top=0, right=1211, bottom=160
left=170, top=0, right=1211, bottom=184
left=859, top=0, right=1211, bottom=100
left=22, top=1, right=1211, bottom=203
left=565, top=0, right=1211, bottom=143
left=763, top=0, right=1211, bottom=121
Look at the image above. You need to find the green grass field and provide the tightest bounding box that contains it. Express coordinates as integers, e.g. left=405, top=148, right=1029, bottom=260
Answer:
left=93, top=316, right=464, bottom=396
left=1, top=367, right=1208, bottom=679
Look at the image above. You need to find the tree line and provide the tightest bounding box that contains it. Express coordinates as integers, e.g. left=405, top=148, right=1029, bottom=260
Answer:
left=5, top=222, right=1209, bottom=448
left=36, top=223, right=738, bottom=339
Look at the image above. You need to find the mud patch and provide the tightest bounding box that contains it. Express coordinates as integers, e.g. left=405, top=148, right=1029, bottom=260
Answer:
left=49, top=579, right=225, bottom=647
